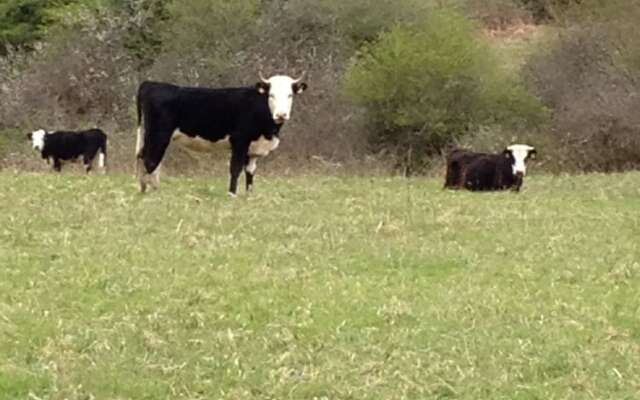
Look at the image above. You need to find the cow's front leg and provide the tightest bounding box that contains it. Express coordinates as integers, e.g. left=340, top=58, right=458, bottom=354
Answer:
left=53, top=158, right=62, bottom=172
left=229, top=146, right=248, bottom=196
left=245, top=157, right=257, bottom=192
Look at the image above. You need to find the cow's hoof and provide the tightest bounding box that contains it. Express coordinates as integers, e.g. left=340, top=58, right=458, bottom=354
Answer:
left=228, top=191, right=237, bottom=198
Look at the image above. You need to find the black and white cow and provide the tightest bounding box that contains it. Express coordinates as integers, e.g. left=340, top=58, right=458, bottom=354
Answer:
left=444, top=144, right=536, bottom=192
left=27, top=129, right=107, bottom=173
left=135, top=72, right=307, bottom=195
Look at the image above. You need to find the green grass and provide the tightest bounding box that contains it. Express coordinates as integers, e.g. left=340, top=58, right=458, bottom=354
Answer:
left=1, top=171, right=639, bottom=399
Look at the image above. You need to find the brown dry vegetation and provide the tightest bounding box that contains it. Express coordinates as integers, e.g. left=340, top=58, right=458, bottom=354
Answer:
left=1, top=0, right=640, bottom=175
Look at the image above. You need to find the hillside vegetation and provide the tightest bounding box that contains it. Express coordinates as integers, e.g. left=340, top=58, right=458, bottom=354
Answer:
left=1, top=172, right=639, bottom=398
left=2, top=0, right=640, bottom=174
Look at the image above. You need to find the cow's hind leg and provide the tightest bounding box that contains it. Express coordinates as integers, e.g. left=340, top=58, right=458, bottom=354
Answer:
left=245, top=157, right=257, bottom=192
left=53, top=158, right=62, bottom=172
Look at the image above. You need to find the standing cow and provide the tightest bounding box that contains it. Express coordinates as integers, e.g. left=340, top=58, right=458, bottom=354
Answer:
left=27, top=128, right=107, bottom=173
left=444, top=144, right=537, bottom=192
left=135, top=72, right=307, bottom=195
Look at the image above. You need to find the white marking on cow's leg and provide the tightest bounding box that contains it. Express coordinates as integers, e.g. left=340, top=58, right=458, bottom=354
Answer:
left=135, top=127, right=145, bottom=177
left=151, top=163, right=162, bottom=189
left=246, top=157, right=257, bottom=174
left=98, top=152, right=105, bottom=169
left=245, top=157, right=257, bottom=192
left=137, top=158, right=148, bottom=193
left=135, top=127, right=143, bottom=157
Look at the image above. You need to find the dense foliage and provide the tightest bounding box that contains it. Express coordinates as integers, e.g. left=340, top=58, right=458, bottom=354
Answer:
left=1, top=0, right=639, bottom=173
left=343, top=9, right=546, bottom=171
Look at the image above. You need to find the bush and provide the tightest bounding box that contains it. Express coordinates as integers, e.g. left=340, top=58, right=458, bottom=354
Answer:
left=524, top=1, right=640, bottom=172
left=344, top=8, right=547, bottom=173
left=0, top=0, right=89, bottom=54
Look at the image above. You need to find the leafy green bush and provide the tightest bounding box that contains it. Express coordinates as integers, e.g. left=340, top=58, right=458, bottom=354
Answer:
left=0, top=0, right=48, bottom=52
left=0, top=0, right=87, bottom=53
left=344, top=8, right=547, bottom=172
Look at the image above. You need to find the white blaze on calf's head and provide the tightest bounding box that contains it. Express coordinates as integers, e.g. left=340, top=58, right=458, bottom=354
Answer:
left=29, top=129, right=47, bottom=151
left=506, top=144, right=536, bottom=176
left=256, top=73, right=307, bottom=124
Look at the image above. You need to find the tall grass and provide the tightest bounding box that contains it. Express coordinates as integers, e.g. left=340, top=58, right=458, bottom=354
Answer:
left=1, top=172, right=639, bottom=399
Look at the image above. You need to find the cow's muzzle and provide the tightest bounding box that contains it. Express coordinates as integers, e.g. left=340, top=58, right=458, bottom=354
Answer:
left=273, top=113, right=289, bottom=124
left=513, top=172, right=524, bottom=191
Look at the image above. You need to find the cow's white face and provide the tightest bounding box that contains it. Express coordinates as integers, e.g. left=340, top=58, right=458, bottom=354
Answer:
left=29, top=129, right=47, bottom=151
left=506, top=144, right=536, bottom=176
left=256, top=75, right=307, bottom=124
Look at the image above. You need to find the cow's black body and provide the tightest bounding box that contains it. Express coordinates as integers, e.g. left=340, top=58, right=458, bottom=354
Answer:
left=35, top=129, right=107, bottom=173
left=136, top=81, right=289, bottom=194
left=444, top=148, right=532, bottom=192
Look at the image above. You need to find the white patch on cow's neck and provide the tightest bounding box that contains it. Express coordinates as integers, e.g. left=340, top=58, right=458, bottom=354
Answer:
left=507, top=144, right=534, bottom=175
left=31, top=129, right=47, bottom=151
left=249, top=135, right=279, bottom=157
left=264, top=75, right=296, bottom=123
left=172, top=131, right=230, bottom=153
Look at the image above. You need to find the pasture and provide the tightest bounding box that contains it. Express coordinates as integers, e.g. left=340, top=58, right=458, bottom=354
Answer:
left=1, top=172, right=639, bottom=399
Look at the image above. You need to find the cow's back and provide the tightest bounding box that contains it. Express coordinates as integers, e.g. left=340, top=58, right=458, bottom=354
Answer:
left=43, top=131, right=86, bottom=159
left=463, top=155, right=499, bottom=190
left=138, top=81, right=273, bottom=142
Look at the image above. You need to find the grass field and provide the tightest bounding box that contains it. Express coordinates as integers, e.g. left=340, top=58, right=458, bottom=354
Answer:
left=1, top=171, right=639, bottom=399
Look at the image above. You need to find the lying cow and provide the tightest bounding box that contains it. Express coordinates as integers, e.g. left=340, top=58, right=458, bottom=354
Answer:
left=135, top=72, right=308, bottom=195
left=444, top=144, right=537, bottom=192
left=27, top=128, right=107, bottom=173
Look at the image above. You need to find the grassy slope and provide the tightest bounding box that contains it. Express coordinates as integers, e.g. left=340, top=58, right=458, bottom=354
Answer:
left=0, top=172, right=639, bottom=399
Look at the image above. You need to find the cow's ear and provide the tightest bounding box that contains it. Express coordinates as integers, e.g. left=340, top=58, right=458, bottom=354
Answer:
left=292, top=82, right=307, bottom=95
left=503, top=148, right=511, bottom=158
left=26, top=133, right=32, bottom=140
left=256, top=82, right=269, bottom=94
left=529, top=149, right=537, bottom=159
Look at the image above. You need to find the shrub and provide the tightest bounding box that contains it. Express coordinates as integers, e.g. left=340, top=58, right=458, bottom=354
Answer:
left=524, top=1, right=640, bottom=172
left=344, top=8, right=547, bottom=173
left=0, top=0, right=89, bottom=54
